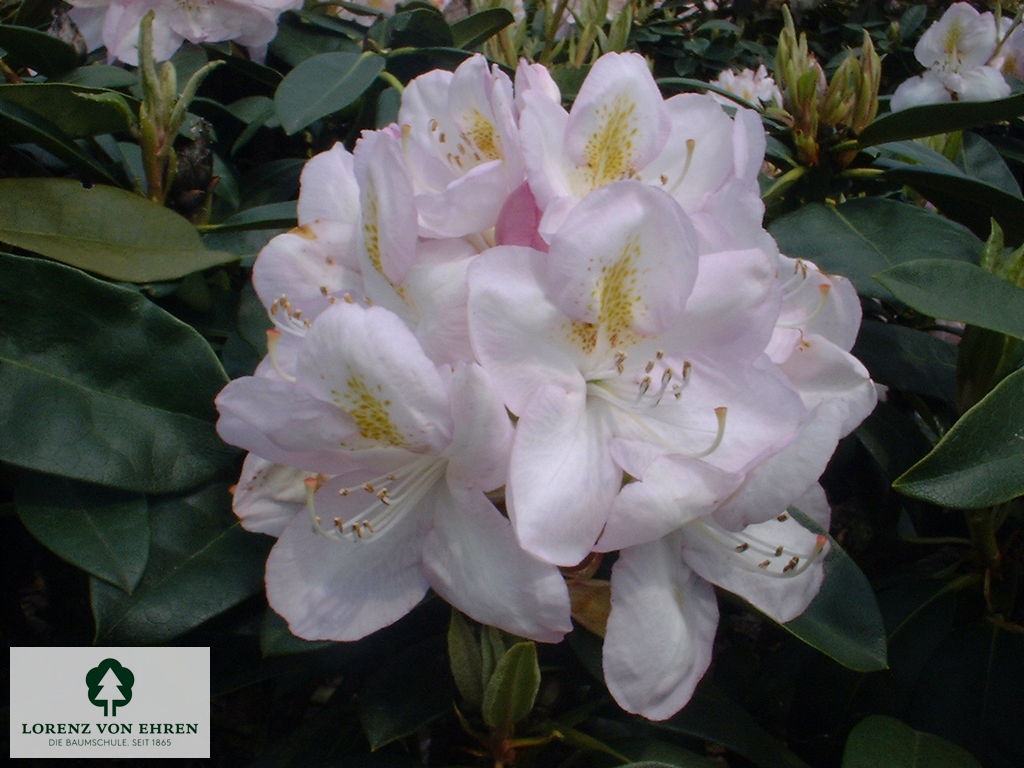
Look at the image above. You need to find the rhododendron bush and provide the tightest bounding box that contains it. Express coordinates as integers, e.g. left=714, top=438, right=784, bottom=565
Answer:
left=2, top=1, right=1022, bottom=766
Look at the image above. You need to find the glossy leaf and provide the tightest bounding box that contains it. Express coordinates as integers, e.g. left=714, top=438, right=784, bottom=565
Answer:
left=842, top=715, right=981, bottom=768
left=768, top=199, right=980, bottom=298
left=91, top=483, right=269, bottom=644
left=451, top=8, right=515, bottom=49
left=0, top=253, right=237, bottom=493
left=0, top=178, right=236, bottom=282
left=0, top=24, right=78, bottom=76
left=448, top=610, right=484, bottom=708
left=16, top=474, right=149, bottom=594
left=894, top=367, right=1024, bottom=508
left=859, top=92, right=1024, bottom=147
left=781, top=509, right=888, bottom=672
left=875, top=260, right=1024, bottom=340
left=358, top=635, right=453, bottom=750
left=655, top=683, right=811, bottom=768
left=207, top=201, right=298, bottom=232
left=482, top=641, right=541, bottom=731
left=852, top=321, right=957, bottom=402
left=0, top=100, right=123, bottom=186
left=0, top=83, right=135, bottom=138
left=274, top=51, right=384, bottom=134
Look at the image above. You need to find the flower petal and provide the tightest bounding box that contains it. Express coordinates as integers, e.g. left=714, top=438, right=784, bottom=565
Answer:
left=298, top=302, right=453, bottom=452
left=467, top=245, right=586, bottom=414
left=604, top=536, right=719, bottom=720
left=233, top=454, right=315, bottom=537
left=445, top=363, right=513, bottom=492
left=265, top=484, right=428, bottom=640
left=545, top=181, right=699, bottom=339
left=422, top=485, right=572, bottom=643
left=681, top=512, right=828, bottom=623
left=508, top=383, right=619, bottom=566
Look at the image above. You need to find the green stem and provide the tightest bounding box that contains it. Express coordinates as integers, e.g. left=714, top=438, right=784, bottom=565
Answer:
left=762, top=165, right=807, bottom=202
left=377, top=70, right=405, bottom=93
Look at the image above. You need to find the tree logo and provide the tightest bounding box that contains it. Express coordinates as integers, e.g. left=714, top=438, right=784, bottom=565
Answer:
left=86, top=658, right=135, bottom=716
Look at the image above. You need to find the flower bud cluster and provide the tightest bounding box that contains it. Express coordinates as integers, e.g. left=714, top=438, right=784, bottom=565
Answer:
left=215, top=51, right=877, bottom=719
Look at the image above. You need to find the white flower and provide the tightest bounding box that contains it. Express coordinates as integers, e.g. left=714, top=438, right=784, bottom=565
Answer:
left=891, top=3, right=1009, bottom=110
left=68, top=0, right=303, bottom=65
left=712, top=65, right=783, bottom=108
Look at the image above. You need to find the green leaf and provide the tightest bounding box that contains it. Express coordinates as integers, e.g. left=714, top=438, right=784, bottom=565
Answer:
left=358, top=635, right=454, bottom=750
left=91, top=483, right=270, bottom=644
left=207, top=201, right=298, bottom=232
left=0, top=24, right=79, bottom=76
left=0, top=99, right=123, bottom=186
left=881, top=165, right=1024, bottom=242
left=259, top=610, right=335, bottom=657
left=0, top=253, right=237, bottom=493
left=894, top=367, right=1024, bottom=508
left=655, top=684, right=811, bottom=768
left=481, top=642, right=541, bottom=731
left=16, top=474, right=149, bottom=593
left=451, top=8, right=515, bottom=49
left=856, top=402, right=934, bottom=481
left=0, top=83, right=135, bottom=138
left=781, top=508, right=888, bottom=672
left=859, top=92, right=1024, bottom=147
left=852, top=321, right=957, bottom=402
left=274, top=51, right=385, bottom=135
left=448, top=610, right=484, bottom=708
left=0, top=178, right=237, bottom=281
left=62, top=65, right=138, bottom=89
left=842, top=715, right=982, bottom=768
left=768, top=199, right=980, bottom=299
left=957, top=133, right=1021, bottom=197
left=380, top=9, right=454, bottom=49
left=875, top=259, right=1024, bottom=340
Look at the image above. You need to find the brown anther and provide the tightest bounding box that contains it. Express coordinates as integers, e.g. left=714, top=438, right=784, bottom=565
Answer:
left=660, top=174, right=668, bottom=185
left=353, top=524, right=364, bottom=539
left=644, top=360, right=655, bottom=373
left=735, top=542, right=749, bottom=552
left=325, top=256, right=336, bottom=266
left=320, top=285, right=329, bottom=296
left=655, top=350, right=664, bottom=359
left=362, top=483, right=375, bottom=493
left=429, top=119, right=439, bottom=131
left=777, top=512, right=789, bottom=522
left=343, top=293, right=355, bottom=304
left=758, top=560, right=771, bottom=569
left=783, top=556, right=800, bottom=573
left=339, top=488, right=350, bottom=496
left=639, top=376, right=651, bottom=396
left=363, top=520, right=374, bottom=533
left=439, top=133, right=447, bottom=143
left=774, top=545, right=784, bottom=557
left=333, top=517, right=345, bottom=530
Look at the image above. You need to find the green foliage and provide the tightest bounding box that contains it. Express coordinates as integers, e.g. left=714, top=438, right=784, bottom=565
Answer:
left=841, top=715, right=982, bottom=768
left=274, top=51, right=385, bottom=134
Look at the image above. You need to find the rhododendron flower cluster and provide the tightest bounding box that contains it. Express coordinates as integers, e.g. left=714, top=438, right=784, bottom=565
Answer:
left=891, top=2, right=1011, bottom=111
left=712, top=65, right=782, bottom=108
left=215, top=51, right=876, bottom=720
left=67, top=0, right=304, bottom=64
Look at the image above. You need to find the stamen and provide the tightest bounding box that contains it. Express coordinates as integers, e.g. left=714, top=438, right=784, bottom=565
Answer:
left=689, top=407, right=728, bottom=459
left=774, top=545, right=784, bottom=557
left=665, top=139, right=698, bottom=196
left=777, top=512, right=789, bottom=522
left=779, top=284, right=831, bottom=330
left=266, top=329, right=296, bottom=383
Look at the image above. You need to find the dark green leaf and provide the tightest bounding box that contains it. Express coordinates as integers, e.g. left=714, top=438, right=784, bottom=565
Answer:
left=16, top=474, right=148, bottom=593
left=274, top=51, right=384, bottom=134
left=91, top=483, right=269, bottom=644
left=875, top=259, right=1024, bottom=340
left=855, top=402, right=934, bottom=480
left=62, top=65, right=138, bottom=89
left=482, top=641, right=541, bottom=730
left=0, top=253, right=237, bottom=493
left=655, top=683, right=811, bottom=768
left=957, top=133, right=1021, bottom=197
left=381, top=9, right=453, bottom=49
left=0, top=178, right=237, bottom=281
left=859, top=93, right=1024, bottom=147
left=451, top=9, right=515, bottom=49
left=208, top=201, right=297, bottom=232
left=0, top=24, right=79, bottom=76
left=0, top=83, right=135, bottom=137
left=894, top=367, right=1024, bottom=508
left=768, top=199, right=980, bottom=299
left=881, top=165, right=1024, bottom=242
left=842, top=715, right=982, bottom=768
left=853, top=321, right=957, bottom=401
left=0, top=99, right=122, bottom=186
left=260, top=610, right=335, bottom=657
left=448, top=610, right=484, bottom=708
left=358, top=635, right=454, bottom=750
left=781, top=508, right=888, bottom=672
